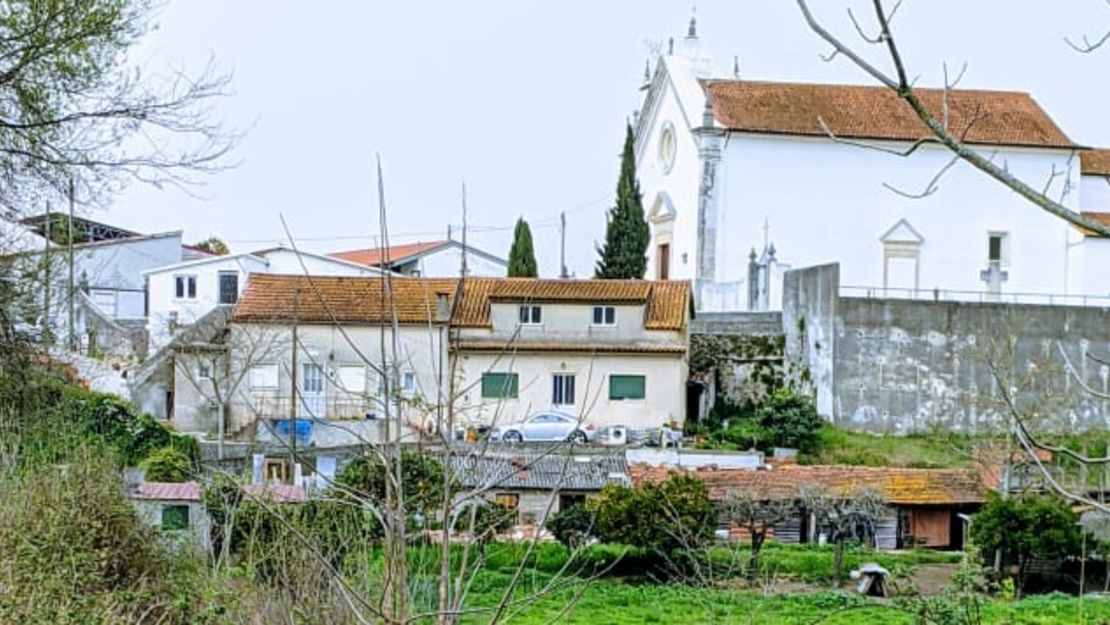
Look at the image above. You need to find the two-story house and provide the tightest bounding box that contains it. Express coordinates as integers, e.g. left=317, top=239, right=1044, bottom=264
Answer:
left=163, top=275, right=691, bottom=449
left=452, top=279, right=691, bottom=431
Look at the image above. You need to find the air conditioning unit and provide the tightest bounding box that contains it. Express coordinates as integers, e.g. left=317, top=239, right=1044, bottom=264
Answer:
left=601, top=425, right=628, bottom=446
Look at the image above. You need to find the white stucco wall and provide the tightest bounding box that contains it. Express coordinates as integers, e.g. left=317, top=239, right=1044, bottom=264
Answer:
left=400, top=245, right=506, bottom=278
left=453, top=351, right=687, bottom=430
left=712, top=135, right=1082, bottom=303
left=206, top=323, right=449, bottom=437
left=256, top=248, right=380, bottom=277
left=1081, top=173, right=1110, bottom=212
left=146, top=255, right=268, bottom=351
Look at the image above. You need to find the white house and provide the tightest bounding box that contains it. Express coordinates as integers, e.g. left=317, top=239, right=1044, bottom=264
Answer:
left=167, top=275, right=690, bottom=450
left=144, top=246, right=383, bottom=351
left=453, top=279, right=691, bottom=431
left=329, top=239, right=507, bottom=277
left=4, top=214, right=207, bottom=355
left=635, top=19, right=1110, bottom=311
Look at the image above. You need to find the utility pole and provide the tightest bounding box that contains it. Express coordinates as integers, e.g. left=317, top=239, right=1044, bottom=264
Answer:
left=559, top=211, right=569, bottom=279
left=289, top=286, right=299, bottom=483
left=67, top=178, right=76, bottom=352
left=42, top=203, right=52, bottom=346
left=460, top=182, right=468, bottom=277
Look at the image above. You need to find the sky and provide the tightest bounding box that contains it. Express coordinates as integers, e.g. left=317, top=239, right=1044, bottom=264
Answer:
left=105, top=1, right=1110, bottom=277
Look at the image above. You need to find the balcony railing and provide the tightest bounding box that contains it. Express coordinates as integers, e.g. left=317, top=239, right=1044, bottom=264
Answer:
left=840, top=285, right=1110, bottom=308
left=242, top=393, right=381, bottom=421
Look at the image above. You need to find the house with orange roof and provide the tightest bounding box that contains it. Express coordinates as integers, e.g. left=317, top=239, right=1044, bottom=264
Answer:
left=162, top=275, right=691, bottom=466
left=330, top=238, right=506, bottom=278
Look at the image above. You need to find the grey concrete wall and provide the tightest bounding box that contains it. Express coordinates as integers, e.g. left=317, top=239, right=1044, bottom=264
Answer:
left=831, top=296, right=1110, bottom=433
left=782, top=264, right=839, bottom=417
left=691, top=311, right=782, bottom=336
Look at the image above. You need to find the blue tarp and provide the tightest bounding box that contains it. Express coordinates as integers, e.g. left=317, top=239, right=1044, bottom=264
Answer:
left=271, top=419, right=313, bottom=445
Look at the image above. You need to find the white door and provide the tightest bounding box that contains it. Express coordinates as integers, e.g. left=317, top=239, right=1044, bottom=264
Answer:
left=300, top=363, right=325, bottom=417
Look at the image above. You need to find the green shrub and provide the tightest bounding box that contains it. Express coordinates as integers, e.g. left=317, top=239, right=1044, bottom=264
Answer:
left=588, top=473, right=716, bottom=555
left=141, top=446, right=193, bottom=482
left=546, top=504, right=594, bottom=548
left=971, top=493, right=1081, bottom=595
left=755, top=387, right=823, bottom=454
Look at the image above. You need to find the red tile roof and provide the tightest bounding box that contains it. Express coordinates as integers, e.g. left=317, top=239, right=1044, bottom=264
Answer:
left=704, top=80, right=1076, bottom=149
left=329, top=241, right=450, bottom=267
left=1082, top=149, right=1110, bottom=176
left=232, top=276, right=691, bottom=331
left=1075, top=212, right=1110, bottom=238
left=243, top=483, right=307, bottom=503
left=133, top=481, right=202, bottom=501
left=630, top=464, right=986, bottom=506
left=454, top=340, right=687, bottom=354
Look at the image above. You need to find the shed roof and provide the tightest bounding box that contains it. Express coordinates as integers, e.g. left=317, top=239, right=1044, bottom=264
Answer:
left=1082, top=149, right=1110, bottom=176
left=630, top=464, right=987, bottom=506
left=703, top=80, right=1076, bottom=150
left=450, top=452, right=629, bottom=491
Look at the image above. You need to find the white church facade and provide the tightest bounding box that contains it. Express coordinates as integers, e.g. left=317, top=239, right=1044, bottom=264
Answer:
left=635, top=20, right=1110, bottom=312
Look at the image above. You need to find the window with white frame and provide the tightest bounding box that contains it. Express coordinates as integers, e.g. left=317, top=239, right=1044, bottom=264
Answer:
left=336, top=365, right=366, bottom=394
left=592, top=305, right=616, bottom=326
left=174, top=275, right=197, bottom=299
left=518, top=304, right=542, bottom=325
left=401, top=371, right=416, bottom=395
left=249, top=364, right=279, bottom=390
left=552, top=373, right=575, bottom=406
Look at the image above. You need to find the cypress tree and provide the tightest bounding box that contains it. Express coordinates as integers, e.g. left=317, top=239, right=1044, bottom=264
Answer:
left=595, top=123, right=649, bottom=279
left=507, top=217, right=538, bottom=277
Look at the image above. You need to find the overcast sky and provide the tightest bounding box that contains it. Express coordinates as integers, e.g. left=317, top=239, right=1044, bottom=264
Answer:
left=106, top=1, right=1109, bottom=276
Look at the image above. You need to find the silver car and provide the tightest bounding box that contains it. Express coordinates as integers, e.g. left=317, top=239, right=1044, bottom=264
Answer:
left=491, top=411, right=597, bottom=444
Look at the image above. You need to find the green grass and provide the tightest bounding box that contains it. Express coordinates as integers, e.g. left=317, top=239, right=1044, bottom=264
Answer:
left=800, top=427, right=972, bottom=468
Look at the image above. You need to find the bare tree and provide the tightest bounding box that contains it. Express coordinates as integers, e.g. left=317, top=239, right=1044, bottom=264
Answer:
left=0, top=0, right=236, bottom=213
left=721, top=488, right=795, bottom=583
left=794, top=0, right=1110, bottom=237
left=800, top=484, right=887, bottom=587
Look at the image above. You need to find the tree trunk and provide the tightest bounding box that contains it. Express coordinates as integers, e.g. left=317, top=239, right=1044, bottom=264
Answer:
left=832, top=539, right=845, bottom=588
left=1016, top=554, right=1026, bottom=600
left=748, top=531, right=764, bottom=584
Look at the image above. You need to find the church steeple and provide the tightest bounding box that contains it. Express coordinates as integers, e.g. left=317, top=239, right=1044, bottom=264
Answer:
left=687, top=9, right=697, bottom=39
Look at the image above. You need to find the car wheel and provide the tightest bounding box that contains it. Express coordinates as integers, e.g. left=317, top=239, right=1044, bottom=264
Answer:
left=502, top=430, right=523, bottom=443
left=570, top=430, right=588, bottom=444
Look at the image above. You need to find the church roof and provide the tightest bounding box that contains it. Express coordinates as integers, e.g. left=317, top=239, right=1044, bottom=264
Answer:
left=702, top=80, right=1076, bottom=150
left=1082, top=149, right=1110, bottom=176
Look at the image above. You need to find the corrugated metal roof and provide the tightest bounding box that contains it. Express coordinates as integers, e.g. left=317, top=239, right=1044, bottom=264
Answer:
left=450, top=452, right=629, bottom=491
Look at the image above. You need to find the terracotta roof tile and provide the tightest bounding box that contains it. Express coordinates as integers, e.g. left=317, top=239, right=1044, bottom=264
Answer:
left=704, top=80, right=1076, bottom=149
left=1082, top=149, right=1110, bottom=176
left=630, top=464, right=986, bottom=506
left=133, top=481, right=202, bottom=501
left=232, top=274, right=463, bottom=325
left=1075, top=212, right=1110, bottom=238
left=454, top=340, right=687, bottom=354
left=232, top=276, right=690, bottom=331
left=329, top=241, right=450, bottom=267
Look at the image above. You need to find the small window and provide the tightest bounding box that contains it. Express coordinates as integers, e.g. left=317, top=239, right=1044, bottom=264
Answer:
left=481, top=372, right=519, bottom=399
left=249, top=364, right=279, bottom=390
left=658, top=122, right=677, bottom=174
left=988, top=232, right=1010, bottom=266
left=197, top=363, right=211, bottom=380
left=592, top=306, right=616, bottom=326
left=495, top=493, right=520, bottom=509
left=401, top=371, right=416, bottom=394
left=175, top=275, right=197, bottom=300
left=518, top=305, right=542, bottom=325
left=552, top=373, right=575, bottom=406
left=337, top=365, right=366, bottom=393
left=161, top=504, right=190, bottom=531
left=609, top=374, right=646, bottom=400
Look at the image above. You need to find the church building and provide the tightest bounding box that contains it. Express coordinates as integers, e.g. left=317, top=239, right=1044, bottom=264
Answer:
left=635, top=17, right=1110, bottom=312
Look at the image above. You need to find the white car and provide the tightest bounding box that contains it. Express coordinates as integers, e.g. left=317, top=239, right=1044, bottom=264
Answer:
left=490, top=411, right=597, bottom=444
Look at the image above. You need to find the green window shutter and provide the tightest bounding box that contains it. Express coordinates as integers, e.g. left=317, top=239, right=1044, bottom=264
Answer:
left=609, top=375, right=646, bottom=400
left=161, top=504, right=190, bottom=531
left=481, top=373, right=519, bottom=399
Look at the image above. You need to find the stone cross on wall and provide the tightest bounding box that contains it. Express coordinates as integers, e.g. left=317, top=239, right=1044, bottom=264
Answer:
left=979, top=262, right=1009, bottom=296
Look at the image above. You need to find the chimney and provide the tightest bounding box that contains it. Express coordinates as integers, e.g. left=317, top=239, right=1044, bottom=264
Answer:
left=434, top=292, right=450, bottom=323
